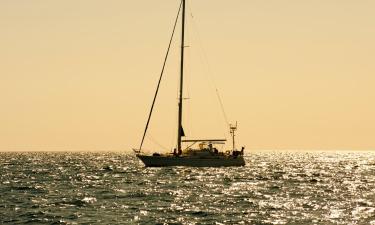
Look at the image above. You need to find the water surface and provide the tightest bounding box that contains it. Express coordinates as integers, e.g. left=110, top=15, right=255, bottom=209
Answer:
left=1, top=151, right=375, bottom=224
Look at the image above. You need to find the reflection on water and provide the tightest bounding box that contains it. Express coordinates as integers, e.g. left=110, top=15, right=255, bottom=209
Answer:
left=1, top=151, right=375, bottom=224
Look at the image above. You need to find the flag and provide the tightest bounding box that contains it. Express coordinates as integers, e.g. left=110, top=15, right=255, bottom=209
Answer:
left=180, top=126, right=185, bottom=136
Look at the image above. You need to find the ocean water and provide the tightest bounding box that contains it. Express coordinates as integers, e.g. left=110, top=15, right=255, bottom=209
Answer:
left=1, top=151, right=375, bottom=224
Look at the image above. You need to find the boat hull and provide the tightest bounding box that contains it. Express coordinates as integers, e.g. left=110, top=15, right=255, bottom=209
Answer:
left=136, top=155, right=245, bottom=167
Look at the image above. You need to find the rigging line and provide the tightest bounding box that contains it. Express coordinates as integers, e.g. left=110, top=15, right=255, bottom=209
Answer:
left=169, top=86, right=179, bottom=151
left=138, top=1, right=182, bottom=151
left=216, top=88, right=230, bottom=127
left=184, top=21, right=192, bottom=138
left=146, top=134, right=169, bottom=151
left=188, top=4, right=230, bottom=129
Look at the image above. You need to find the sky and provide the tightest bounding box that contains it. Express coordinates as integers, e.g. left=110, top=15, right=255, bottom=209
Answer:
left=1, top=0, right=374, bottom=152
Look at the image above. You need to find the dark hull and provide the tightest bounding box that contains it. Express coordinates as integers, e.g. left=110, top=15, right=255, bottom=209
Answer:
left=136, top=155, right=245, bottom=167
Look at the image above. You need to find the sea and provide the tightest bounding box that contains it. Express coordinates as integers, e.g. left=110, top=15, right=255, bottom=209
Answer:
left=1, top=151, right=375, bottom=224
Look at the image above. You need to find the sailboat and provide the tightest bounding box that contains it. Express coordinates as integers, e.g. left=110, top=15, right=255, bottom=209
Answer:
left=133, top=0, right=245, bottom=167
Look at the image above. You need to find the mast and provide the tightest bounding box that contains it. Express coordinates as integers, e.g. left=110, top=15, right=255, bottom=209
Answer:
left=177, top=0, right=186, bottom=152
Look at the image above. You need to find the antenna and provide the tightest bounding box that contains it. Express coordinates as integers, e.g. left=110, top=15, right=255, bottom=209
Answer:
left=229, top=122, right=237, bottom=151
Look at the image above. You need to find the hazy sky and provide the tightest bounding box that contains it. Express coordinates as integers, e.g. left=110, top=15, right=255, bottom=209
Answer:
left=1, top=0, right=374, bottom=151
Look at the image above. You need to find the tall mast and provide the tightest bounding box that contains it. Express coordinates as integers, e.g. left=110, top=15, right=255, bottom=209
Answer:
left=177, top=0, right=186, bottom=151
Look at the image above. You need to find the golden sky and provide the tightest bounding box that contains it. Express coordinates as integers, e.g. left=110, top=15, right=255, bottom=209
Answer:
left=1, top=0, right=374, bottom=151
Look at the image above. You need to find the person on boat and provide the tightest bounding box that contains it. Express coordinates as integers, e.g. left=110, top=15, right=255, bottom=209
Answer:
left=232, top=147, right=244, bottom=158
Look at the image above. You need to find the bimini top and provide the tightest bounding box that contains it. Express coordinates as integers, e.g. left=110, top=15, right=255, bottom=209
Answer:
left=182, top=139, right=227, bottom=143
